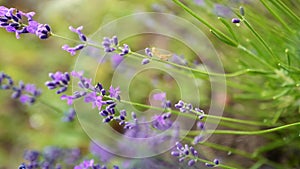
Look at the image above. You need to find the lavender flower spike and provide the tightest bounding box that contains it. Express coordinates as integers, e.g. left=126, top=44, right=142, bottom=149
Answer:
left=62, top=25, right=87, bottom=55
left=3, top=75, right=42, bottom=105
left=232, top=18, right=241, bottom=24
left=145, top=47, right=153, bottom=57
left=141, top=58, right=150, bottom=65
left=62, top=44, right=85, bottom=56
left=0, top=6, right=51, bottom=39
left=45, top=71, right=70, bottom=94
left=109, top=85, right=121, bottom=100
left=171, top=142, right=199, bottom=165
left=69, top=26, right=87, bottom=42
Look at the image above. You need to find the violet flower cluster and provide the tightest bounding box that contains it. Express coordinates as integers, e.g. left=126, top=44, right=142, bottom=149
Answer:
left=45, top=71, right=129, bottom=125
left=175, top=100, right=205, bottom=119
left=171, top=142, right=220, bottom=167
left=102, top=36, right=130, bottom=56
left=141, top=47, right=153, bottom=65
left=62, top=26, right=87, bottom=56
left=0, top=6, right=51, bottom=39
left=175, top=100, right=207, bottom=144
left=171, top=142, right=199, bottom=167
left=0, top=72, right=41, bottom=105
left=19, top=147, right=81, bottom=169
left=74, top=159, right=119, bottom=169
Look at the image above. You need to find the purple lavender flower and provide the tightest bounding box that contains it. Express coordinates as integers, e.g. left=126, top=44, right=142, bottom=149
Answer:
left=141, top=58, right=150, bottom=65
left=0, top=72, right=14, bottom=89
left=20, top=146, right=82, bottom=169
left=74, top=159, right=114, bottom=169
left=152, top=112, right=172, bottom=130
left=62, top=108, right=76, bottom=122
left=193, top=135, right=203, bottom=144
left=61, top=26, right=87, bottom=55
left=62, top=44, right=86, bottom=56
left=18, top=164, right=26, bottom=169
left=111, top=54, right=123, bottom=68
left=24, top=150, right=39, bottom=162
left=102, top=36, right=117, bottom=52
left=102, top=36, right=130, bottom=56
left=61, top=95, right=76, bottom=105
left=145, top=48, right=153, bottom=57
left=84, top=92, right=104, bottom=110
left=45, top=72, right=70, bottom=94
left=175, top=100, right=195, bottom=113
left=69, top=26, right=87, bottom=42
left=170, top=54, right=187, bottom=66
left=232, top=18, right=241, bottom=24
left=109, top=85, right=121, bottom=100
left=74, top=159, right=94, bottom=169
left=119, top=44, right=130, bottom=56
left=152, top=92, right=172, bottom=108
left=0, top=6, right=51, bottom=39
left=4, top=78, right=42, bottom=105
left=171, top=142, right=198, bottom=165
left=196, top=121, right=205, bottom=130
left=205, top=159, right=220, bottom=167
left=153, top=92, right=166, bottom=101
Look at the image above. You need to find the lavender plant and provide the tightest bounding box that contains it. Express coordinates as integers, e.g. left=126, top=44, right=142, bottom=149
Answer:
left=1, top=0, right=300, bottom=169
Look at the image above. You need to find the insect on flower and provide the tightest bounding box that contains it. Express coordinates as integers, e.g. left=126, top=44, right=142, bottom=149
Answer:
left=151, top=47, right=172, bottom=61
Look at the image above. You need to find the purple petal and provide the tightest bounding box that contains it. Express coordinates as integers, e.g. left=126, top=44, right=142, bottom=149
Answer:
left=152, top=92, right=166, bottom=101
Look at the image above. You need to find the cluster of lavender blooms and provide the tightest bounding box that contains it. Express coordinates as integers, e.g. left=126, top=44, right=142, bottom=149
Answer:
left=0, top=72, right=41, bottom=105
left=45, top=71, right=130, bottom=125
left=0, top=6, right=51, bottom=39
left=74, top=159, right=119, bottom=169
left=141, top=47, right=153, bottom=65
left=45, top=71, right=177, bottom=131
left=62, top=26, right=87, bottom=56
left=102, top=36, right=130, bottom=56
left=171, top=142, right=219, bottom=167
left=171, top=142, right=199, bottom=166
left=152, top=92, right=172, bottom=109
left=175, top=100, right=207, bottom=144
left=19, top=147, right=81, bottom=169
left=175, top=100, right=205, bottom=118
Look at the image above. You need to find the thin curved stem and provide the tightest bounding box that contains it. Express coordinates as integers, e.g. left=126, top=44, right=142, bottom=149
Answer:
left=188, top=122, right=300, bottom=135
left=52, top=33, right=274, bottom=78
left=171, top=0, right=238, bottom=47
left=102, top=96, right=269, bottom=126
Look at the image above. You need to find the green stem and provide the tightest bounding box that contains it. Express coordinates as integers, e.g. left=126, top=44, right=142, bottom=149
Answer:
left=171, top=0, right=238, bottom=47
left=241, top=18, right=276, bottom=63
left=188, top=122, right=300, bottom=135
left=272, top=0, right=300, bottom=22
left=53, top=32, right=272, bottom=78
left=201, top=142, right=253, bottom=159
left=132, top=51, right=273, bottom=77
left=260, top=0, right=293, bottom=33
left=182, top=138, right=238, bottom=169
left=237, top=45, right=274, bottom=69
left=103, top=95, right=268, bottom=126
